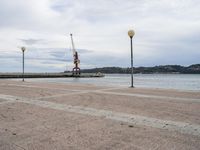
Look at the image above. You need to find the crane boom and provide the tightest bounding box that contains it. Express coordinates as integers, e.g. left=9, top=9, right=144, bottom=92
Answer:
left=70, top=33, right=76, bottom=55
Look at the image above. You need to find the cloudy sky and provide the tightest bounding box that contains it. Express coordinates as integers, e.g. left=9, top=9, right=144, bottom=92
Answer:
left=0, top=0, right=200, bottom=72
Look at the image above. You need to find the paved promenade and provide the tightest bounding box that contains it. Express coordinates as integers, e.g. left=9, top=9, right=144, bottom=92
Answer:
left=0, top=80, right=200, bottom=150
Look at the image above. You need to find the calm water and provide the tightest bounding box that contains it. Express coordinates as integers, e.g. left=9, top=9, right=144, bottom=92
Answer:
left=26, top=74, right=200, bottom=91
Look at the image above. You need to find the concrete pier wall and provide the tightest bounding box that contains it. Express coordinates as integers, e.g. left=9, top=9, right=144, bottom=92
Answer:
left=0, top=72, right=104, bottom=78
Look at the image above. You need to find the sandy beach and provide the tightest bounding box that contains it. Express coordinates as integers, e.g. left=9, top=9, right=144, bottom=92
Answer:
left=0, top=79, right=200, bottom=150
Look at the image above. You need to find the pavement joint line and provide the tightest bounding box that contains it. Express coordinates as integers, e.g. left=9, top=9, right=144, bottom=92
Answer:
left=0, top=83, right=127, bottom=100
left=38, top=89, right=200, bottom=103
left=0, top=94, right=22, bottom=105
left=0, top=100, right=15, bottom=105
left=1, top=82, right=199, bottom=102
left=0, top=83, right=126, bottom=93
left=36, top=87, right=129, bottom=100
left=94, top=91, right=200, bottom=103
left=36, top=91, right=90, bottom=100
left=0, top=93, right=200, bottom=137
left=0, top=83, right=83, bottom=92
left=95, top=87, right=127, bottom=91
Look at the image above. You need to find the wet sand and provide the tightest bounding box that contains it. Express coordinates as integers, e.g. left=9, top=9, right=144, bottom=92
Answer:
left=0, top=80, right=200, bottom=150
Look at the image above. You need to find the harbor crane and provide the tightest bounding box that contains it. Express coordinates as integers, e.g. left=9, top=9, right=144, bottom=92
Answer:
left=70, top=33, right=80, bottom=75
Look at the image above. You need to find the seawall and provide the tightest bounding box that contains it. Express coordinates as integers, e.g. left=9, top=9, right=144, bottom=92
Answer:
left=0, top=72, right=104, bottom=78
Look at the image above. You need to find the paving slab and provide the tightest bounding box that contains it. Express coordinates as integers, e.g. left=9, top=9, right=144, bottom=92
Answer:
left=0, top=84, right=72, bottom=99
left=0, top=80, right=200, bottom=149
left=0, top=79, right=110, bottom=91
left=0, top=99, right=5, bottom=103
left=0, top=103, right=200, bottom=150
left=109, top=87, right=200, bottom=99
left=37, top=92, right=200, bottom=125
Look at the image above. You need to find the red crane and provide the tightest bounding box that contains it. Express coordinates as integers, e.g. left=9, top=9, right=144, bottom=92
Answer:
left=70, top=33, right=80, bottom=75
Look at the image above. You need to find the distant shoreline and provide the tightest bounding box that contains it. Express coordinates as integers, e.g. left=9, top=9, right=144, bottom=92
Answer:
left=0, top=64, right=200, bottom=75
left=81, top=64, right=200, bottom=74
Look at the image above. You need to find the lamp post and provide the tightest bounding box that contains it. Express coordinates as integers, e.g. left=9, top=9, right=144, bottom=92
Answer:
left=21, top=47, right=26, bottom=82
left=128, top=29, right=135, bottom=88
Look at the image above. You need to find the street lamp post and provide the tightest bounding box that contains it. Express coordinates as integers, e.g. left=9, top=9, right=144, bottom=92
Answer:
left=21, top=47, right=26, bottom=82
left=128, top=30, right=135, bottom=88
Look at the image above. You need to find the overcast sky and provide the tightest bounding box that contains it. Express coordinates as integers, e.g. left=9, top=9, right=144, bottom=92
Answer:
left=0, top=0, right=200, bottom=72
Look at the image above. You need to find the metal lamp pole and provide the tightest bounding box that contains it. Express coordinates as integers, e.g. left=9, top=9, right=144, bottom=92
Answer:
left=21, top=47, right=26, bottom=82
left=128, top=30, right=135, bottom=88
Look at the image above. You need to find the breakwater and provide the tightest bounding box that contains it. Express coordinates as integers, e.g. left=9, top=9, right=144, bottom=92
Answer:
left=0, top=72, right=104, bottom=78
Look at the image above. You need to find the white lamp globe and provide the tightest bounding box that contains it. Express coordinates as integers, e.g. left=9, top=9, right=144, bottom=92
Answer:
left=128, top=30, right=135, bottom=38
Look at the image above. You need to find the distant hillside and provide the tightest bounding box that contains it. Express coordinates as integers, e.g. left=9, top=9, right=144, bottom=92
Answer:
left=81, top=64, right=200, bottom=74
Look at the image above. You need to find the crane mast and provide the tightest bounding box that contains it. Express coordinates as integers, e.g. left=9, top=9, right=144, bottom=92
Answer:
left=70, top=34, right=80, bottom=75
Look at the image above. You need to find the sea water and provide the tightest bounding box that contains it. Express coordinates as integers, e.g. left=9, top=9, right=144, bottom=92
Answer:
left=26, top=74, right=200, bottom=91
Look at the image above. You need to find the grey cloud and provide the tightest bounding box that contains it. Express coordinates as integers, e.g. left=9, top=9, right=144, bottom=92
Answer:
left=0, top=47, right=94, bottom=72
left=20, top=38, right=44, bottom=45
